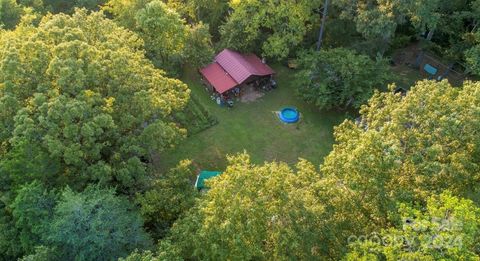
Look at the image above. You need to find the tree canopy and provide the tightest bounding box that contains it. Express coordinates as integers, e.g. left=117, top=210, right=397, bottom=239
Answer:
left=0, top=9, right=190, bottom=194
left=181, top=0, right=229, bottom=39
left=0, top=9, right=193, bottom=260
left=3, top=183, right=152, bottom=260
left=321, top=80, right=480, bottom=229
left=157, top=154, right=364, bottom=260
left=346, top=192, right=480, bottom=260
left=0, top=0, right=24, bottom=29
left=296, top=48, right=393, bottom=110
left=465, top=31, right=480, bottom=75
left=104, top=0, right=214, bottom=75
left=136, top=160, right=198, bottom=239
left=1, top=0, right=480, bottom=260
left=332, top=0, right=441, bottom=52
left=48, top=185, right=152, bottom=261
left=10, top=181, right=57, bottom=254
left=219, top=0, right=323, bottom=60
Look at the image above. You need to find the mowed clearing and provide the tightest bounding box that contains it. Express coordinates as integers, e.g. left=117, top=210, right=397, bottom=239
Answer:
left=158, top=65, right=347, bottom=171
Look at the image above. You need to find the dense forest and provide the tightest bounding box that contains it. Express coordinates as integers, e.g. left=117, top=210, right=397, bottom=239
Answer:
left=1, top=0, right=480, bottom=260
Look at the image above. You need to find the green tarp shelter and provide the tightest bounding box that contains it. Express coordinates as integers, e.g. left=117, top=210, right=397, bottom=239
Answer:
left=195, top=171, right=222, bottom=190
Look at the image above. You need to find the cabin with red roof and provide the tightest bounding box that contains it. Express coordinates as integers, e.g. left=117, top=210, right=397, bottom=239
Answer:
left=199, top=49, right=275, bottom=95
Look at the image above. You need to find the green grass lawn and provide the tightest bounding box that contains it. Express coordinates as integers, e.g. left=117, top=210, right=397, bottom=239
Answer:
left=158, top=65, right=348, bottom=172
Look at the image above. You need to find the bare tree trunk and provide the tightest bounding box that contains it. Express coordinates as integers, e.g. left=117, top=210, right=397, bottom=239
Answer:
left=472, top=20, right=478, bottom=33
left=316, top=0, right=330, bottom=51
left=426, top=28, right=435, bottom=41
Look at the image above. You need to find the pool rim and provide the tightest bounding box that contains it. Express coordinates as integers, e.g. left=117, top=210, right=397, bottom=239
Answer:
left=279, top=107, right=299, bottom=123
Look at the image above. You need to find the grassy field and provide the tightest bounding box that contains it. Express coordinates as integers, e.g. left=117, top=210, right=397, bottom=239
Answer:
left=158, top=65, right=348, bottom=172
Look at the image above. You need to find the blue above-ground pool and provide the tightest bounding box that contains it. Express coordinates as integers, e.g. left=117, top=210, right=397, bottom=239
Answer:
left=279, top=107, right=299, bottom=123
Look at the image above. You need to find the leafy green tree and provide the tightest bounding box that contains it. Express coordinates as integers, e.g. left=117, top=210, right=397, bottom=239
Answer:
left=104, top=0, right=214, bottom=74
left=25, top=0, right=106, bottom=13
left=296, top=48, right=393, bottom=110
left=72, top=0, right=107, bottom=10
left=0, top=140, right=60, bottom=195
left=466, top=31, right=480, bottom=75
left=183, top=0, right=229, bottom=39
left=11, top=181, right=57, bottom=254
left=164, top=153, right=363, bottom=260
left=18, top=246, right=57, bottom=261
left=48, top=185, right=152, bottom=261
left=333, top=0, right=441, bottom=42
left=321, top=80, right=480, bottom=229
left=0, top=9, right=190, bottom=193
left=219, top=0, right=323, bottom=60
left=103, top=0, right=147, bottom=28
left=0, top=201, right=22, bottom=260
left=0, top=0, right=23, bottom=29
left=0, top=181, right=55, bottom=260
left=135, top=0, right=188, bottom=73
left=120, top=250, right=160, bottom=261
left=120, top=243, right=182, bottom=261
left=346, top=192, right=480, bottom=260
left=184, top=22, right=215, bottom=68
left=105, top=0, right=228, bottom=37
left=0, top=0, right=108, bottom=29
left=136, top=160, right=197, bottom=239
left=330, top=0, right=479, bottom=75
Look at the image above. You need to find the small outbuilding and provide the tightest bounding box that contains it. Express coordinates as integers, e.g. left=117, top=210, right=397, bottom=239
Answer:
left=200, top=49, right=275, bottom=94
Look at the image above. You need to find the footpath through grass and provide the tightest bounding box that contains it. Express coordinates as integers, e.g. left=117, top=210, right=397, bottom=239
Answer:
left=158, top=65, right=348, bottom=172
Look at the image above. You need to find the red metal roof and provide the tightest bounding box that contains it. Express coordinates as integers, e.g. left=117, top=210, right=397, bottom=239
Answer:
left=242, top=54, right=275, bottom=76
left=215, top=49, right=275, bottom=84
left=200, top=49, right=275, bottom=94
left=199, top=63, right=237, bottom=94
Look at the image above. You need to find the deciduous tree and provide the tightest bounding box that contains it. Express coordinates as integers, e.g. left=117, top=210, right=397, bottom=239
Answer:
left=136, top=160, right=197, bottom=239
left=10, top=181, right=56, bottom=254
left=48, top=185, right=152, bottom=261
left=219, top=0, right=323, bottom=60
left=183, top=0, right=229, bottom=38
left=346, top=192, right=480, bottom=260
left=466, top=32, right=480, bottom=75
left=135, top=0, right=188, bottom=73
left=104, top=0, right=214, bottom=75
left=321, top=80, right=480, bottom=229
left=164, top=154, right=364, bottom=260
left=333, top=0, right=441, bottom=43
left=296, top=48, right=393, bottom=110
left=0, top=0, right=23, bottom=29
left=0, top=9, right=190, bottom=193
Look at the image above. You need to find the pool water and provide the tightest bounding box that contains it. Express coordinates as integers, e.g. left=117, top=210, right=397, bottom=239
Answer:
left=282, top=109, right=297, bottom=119
left=279, top=107, right=299, bottom=123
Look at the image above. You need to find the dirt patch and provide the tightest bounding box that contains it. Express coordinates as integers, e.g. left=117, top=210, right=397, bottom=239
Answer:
left=392, top=43, right=421, bottom=66
left=240, top=85, right=264, bottom=103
